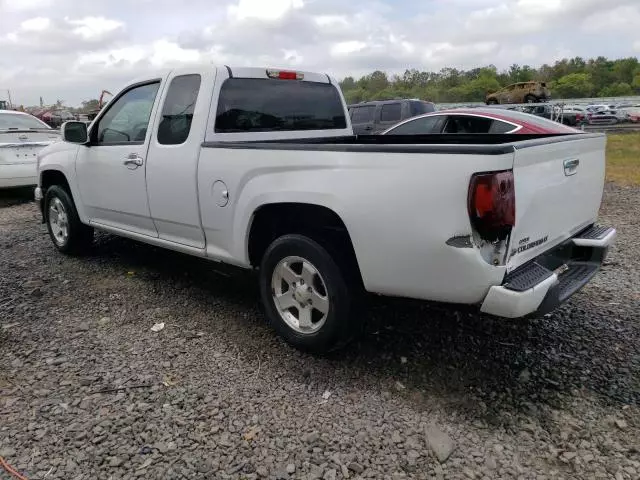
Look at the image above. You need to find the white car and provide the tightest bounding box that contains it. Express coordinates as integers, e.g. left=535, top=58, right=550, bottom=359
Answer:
left=562, top=106, right=586, bottom=113
left=35, top=65, right=615, bottom=352
left=586, top=104, right=615, bottom=113
left=0, top=110, right=60, bottom=188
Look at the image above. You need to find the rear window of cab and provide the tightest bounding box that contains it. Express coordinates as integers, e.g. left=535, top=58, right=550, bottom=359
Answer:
left=215, top=78, right=347, bottom=133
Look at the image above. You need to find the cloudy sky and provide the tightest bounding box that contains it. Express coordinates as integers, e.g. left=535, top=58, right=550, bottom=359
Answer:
left=1, top=0, right=639, bottom=106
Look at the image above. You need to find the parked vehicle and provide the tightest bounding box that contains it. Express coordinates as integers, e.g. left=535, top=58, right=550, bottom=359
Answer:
left=626, top=110, right=640, bottom=123
left=382, top=108, right=583, bottom=135
left=35, top=65, right=615, bottom=353
left=588, top=109, right=627, bottom=125
left=586, top=104, right=615, bottom=113
left=521, top=104, right=584, bottom=126
left=562, top=105, right=586, bottom=114
left=485, top=81, right=550, bottom=105
left=0, top=110, right=60, bottom=188
left=347, top=99, right=435, bottom=134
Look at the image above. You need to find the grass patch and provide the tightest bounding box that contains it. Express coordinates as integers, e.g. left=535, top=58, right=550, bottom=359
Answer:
left=606, top=132, right=640, bottom=185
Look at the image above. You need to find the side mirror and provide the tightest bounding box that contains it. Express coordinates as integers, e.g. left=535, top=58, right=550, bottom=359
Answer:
left=61, top=121, right=89, bottom=144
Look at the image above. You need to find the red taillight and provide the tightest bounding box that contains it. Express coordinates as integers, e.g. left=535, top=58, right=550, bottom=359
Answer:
left=266, top=69, right=304, bottom=80
left=576, top=113, right=584, bottom=121
left=468, top=171, right=515, bottom=241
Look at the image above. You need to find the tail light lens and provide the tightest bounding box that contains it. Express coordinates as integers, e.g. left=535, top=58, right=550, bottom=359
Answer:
left=468, top=170, right=515, bottom=242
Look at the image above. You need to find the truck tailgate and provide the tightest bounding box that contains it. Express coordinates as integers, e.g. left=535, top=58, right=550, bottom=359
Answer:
left=507, top=134, right=606, bottom=272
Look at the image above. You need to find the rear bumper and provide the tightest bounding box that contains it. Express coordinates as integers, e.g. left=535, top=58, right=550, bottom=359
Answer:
left=480, top=225, right=616, bottom=318
left=0, top=163, right=37, bottom=188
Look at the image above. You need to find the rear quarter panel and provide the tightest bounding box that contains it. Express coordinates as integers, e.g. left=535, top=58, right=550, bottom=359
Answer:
left=197, top=146, right=514, bottom=303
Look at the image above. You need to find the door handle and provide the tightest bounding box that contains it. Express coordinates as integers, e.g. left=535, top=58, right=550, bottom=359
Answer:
left=123, top=154, right=143, bottom=168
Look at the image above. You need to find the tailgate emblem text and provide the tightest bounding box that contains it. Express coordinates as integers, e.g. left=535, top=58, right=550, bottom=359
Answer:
left=510, top=235, right=549, bottom=258
left=563, top=158, right=579, bottom=176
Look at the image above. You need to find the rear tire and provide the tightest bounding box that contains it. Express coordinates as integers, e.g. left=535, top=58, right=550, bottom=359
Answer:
left=45, top=185, right=93, bottom=255
left=259, top=234, right=362, bottom=353
left=486, top=98, right=499, bottom=105
left=524, top=94, right=538, bottom=103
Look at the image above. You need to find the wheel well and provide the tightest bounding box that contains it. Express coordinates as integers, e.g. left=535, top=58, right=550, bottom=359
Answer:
left=41, top=170, right=71, bottom=195
left=248, top=203, right=363, bottom=282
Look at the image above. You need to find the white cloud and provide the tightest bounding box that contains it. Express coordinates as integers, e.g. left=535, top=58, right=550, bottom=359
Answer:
left=76, top=46, right=148, bottom=69
left=462, top=0, right=634, bottom=39
left=520, top=45, right=538, bottom=60
left=228, top=0, right=304, bottom=21
left=0, top=15, right=127, bottom=53
left=67, top=16, right=125, bottom=40
left=314, top=15, right=349, bottom=28
left=0, top=0, right=638, bottom=107
left=150, top=39, right=201, bottom=66
left=282, top=49, right=304, bottom=64
left=1, top=0, right=52, bottom=11
left=582, top=5, right=640, bottom=33
left=20, top=17, right=51, bottom=31
left=423, top=41, right=500, bottom=64
left=331, top=41, right=367, bottom=56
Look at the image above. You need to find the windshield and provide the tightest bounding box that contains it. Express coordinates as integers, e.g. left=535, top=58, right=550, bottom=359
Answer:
left=0, top=113, right=51, bottom=130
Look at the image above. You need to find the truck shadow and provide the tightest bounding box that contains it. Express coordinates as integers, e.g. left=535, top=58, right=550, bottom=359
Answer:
left=87, top=232, right=638, bottom=421
left=0, top=187, right=34, bottom=208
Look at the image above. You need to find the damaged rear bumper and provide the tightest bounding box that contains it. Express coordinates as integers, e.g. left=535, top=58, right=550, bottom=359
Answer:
left=480, top=225, right=616, bottom=318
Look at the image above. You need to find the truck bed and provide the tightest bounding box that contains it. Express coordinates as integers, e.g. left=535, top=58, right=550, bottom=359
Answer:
left=202, top=132, right=601, bottom=154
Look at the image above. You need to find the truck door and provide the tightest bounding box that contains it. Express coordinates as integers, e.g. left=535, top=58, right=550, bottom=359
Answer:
left=145, top=68, right=215, bottom=248
left=75, top=81, right=162, bottom=237
left=350, top=105, right=376, bottom=134
left=375, top=102, right=403, bottom=133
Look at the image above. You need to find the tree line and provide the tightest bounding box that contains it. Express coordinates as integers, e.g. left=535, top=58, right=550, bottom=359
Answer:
left=339, top=56, right=640, bottom=104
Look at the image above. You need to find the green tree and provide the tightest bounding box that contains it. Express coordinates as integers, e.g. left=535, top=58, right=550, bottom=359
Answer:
left=632, top=70, right=640, bottom=91
left=340, top=77, right=356, bottom=91
left=586, top=56, right=614, bottom=93
left=81, top=99, right=100, bottom=111
left=551, top=73, right=595, bottom=98
left=339, top=55, right=639, bottom=104
left=598, top=82, right=633, bottom=97
left=612, top=57, right=639, bottom=84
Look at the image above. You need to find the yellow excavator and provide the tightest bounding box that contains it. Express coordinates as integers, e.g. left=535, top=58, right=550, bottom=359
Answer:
left=87, top=90, right=113, bottom=120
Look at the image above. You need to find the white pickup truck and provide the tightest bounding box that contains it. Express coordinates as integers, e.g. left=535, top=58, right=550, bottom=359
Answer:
left=35, top=65, right=616, bottom=352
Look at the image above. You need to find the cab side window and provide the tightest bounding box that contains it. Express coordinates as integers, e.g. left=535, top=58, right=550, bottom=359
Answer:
left=96, top=82, right=160, bottom=145
left=380, top=103, right=402, bottom=122
left=157, top=75, right=201, bottom=145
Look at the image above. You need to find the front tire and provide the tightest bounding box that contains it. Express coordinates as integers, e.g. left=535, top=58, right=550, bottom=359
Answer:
left=524, top=94, right=538, bottom=103
left=259, top=234, right=361, bottom=353
left=45, top=185, right=93, bottom=254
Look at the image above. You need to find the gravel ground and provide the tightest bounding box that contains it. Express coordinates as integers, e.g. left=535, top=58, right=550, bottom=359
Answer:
left=1, top=184, right=639, bottom=480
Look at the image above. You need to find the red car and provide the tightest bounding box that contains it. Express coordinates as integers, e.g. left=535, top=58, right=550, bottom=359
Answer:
left=381, top=107, right=582, bottom=135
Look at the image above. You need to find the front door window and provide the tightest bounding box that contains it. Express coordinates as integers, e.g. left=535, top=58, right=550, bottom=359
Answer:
left=95, top=82, right=160, bottom=144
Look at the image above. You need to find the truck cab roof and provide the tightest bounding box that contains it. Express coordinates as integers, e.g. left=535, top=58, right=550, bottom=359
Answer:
left=125, top=65, right=337, bottom=87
